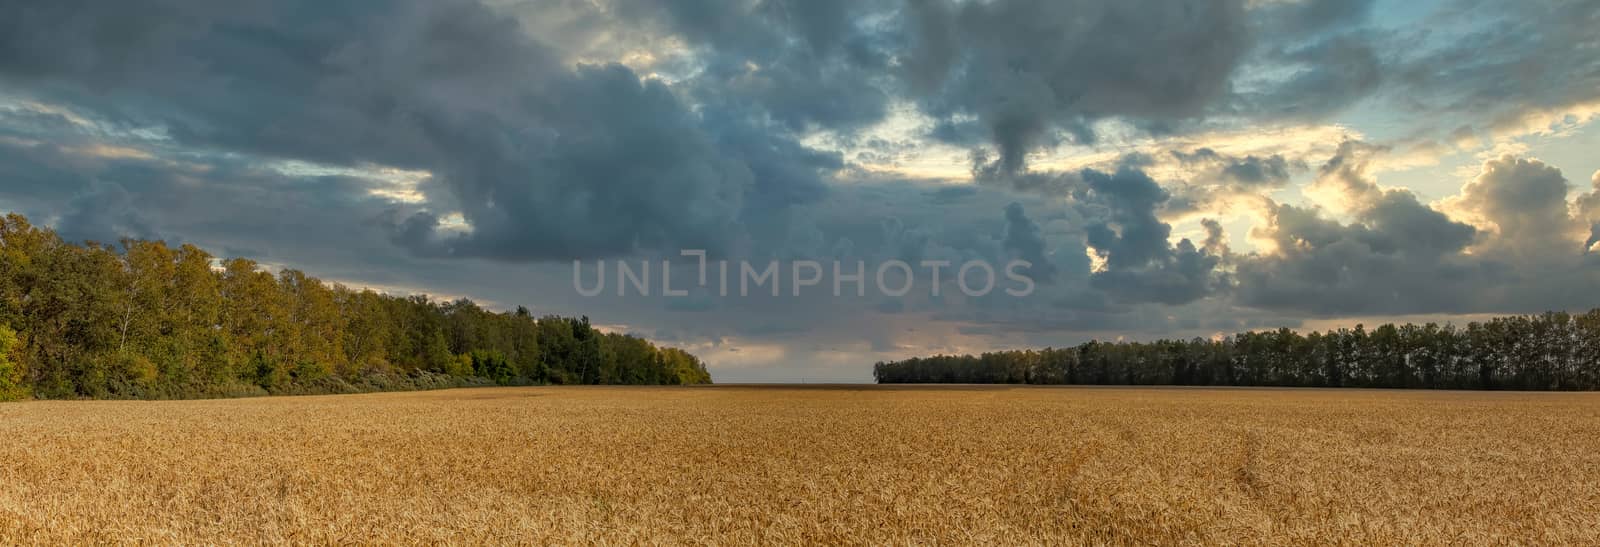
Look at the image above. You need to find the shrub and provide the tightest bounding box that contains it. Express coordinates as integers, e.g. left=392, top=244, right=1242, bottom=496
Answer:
left=0, top=325, right=23, bottom=401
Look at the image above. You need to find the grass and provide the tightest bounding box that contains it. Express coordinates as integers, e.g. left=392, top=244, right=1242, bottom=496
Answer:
left=2, top=385, right=1598, bottom=544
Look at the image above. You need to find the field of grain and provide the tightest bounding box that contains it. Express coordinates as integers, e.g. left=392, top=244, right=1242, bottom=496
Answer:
left=2, top=385, right=1598, bottom=544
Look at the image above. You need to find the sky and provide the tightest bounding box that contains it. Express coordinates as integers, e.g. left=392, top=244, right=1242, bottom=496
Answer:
left=1, top=0, right=1599, bottom=382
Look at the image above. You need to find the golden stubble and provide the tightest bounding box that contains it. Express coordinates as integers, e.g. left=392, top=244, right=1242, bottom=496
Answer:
left=2, top=386, right=1597, bottom=545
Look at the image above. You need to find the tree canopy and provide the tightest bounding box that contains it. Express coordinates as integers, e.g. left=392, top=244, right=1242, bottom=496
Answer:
left=0, top=213, right=710, bottom=401
left=875, top=311, right=1600, bottom=390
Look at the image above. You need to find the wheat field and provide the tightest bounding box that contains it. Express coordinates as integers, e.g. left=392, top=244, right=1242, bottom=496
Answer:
left=1, top=385, right=1598, bottom=544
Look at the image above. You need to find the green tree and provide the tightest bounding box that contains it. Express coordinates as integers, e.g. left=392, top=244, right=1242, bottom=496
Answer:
left=0, top=213, right=711, bottom=400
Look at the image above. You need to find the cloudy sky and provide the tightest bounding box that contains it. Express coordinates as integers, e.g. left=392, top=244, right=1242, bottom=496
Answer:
left=2, top=0, right=1599, bottom=381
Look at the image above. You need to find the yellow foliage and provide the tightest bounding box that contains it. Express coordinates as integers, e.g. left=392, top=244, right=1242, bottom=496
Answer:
left=117, top=352, right=158, bottom=385
left=0, top=325, right=21, bottom=400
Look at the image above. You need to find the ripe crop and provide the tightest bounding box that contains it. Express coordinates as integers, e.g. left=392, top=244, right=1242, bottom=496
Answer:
left=3, top=385, right=1597, bottom=543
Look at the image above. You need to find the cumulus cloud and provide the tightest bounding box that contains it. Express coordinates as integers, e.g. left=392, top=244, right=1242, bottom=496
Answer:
left=1444, top=155, right=1580, bottom=257
left=1231, top=141, right=1486, bottom=314
left=1073, top=167, right=1228, bottom=305
left=1171, top=148, right=1298, bottom=189
left=1232, top=143, right=1600, bottom=317
left=1579, top=170, right=1600, bottom=252
left=1300, top=140, right=1388, bottom=214
left=1162, top=148, right=1306, bottom=219
left=1234, top=199, right=1480, bottom=315
left=973, top=158, right=1231, bottom=306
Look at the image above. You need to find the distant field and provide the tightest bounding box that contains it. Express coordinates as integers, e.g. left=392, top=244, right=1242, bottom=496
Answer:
left=2, top=386, right=1598, bottom=543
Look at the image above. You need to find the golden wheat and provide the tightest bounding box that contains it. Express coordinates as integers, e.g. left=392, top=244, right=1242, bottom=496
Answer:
left=2, top=385, right=1598, bottom=544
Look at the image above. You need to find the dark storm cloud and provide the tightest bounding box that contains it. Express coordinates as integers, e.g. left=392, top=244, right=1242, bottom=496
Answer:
left=391, top=63, right=759, bottom=260
left=1233, top=0, right=1600, bottom=137
left=55, top=181, right=159, bottom=245
left=1090, top=237, right=1225, bottom=306
left=881, top=0, right=1594, bottom=176
left=4, top=1, right=554, bottom=168
left=701, top=106, right=843, bottom=213
left=1251, top=32, right=1384, bottom=120
left=1075, top=168, right=1228, bottom=305
left=1078, top=168, right=1177, bottom=271
left=1361, top=191, right=1477, bottom=258
left=696, top=56, right=891, bottom=134
left=1231, top=0, right=1383, bottom=121
left=0, top=138, right=84, bottom=203
left=974, top=160, right=1229, bottom=306
left=1395, top=1, right=1600, bottom=132
left=613, top=0, right=898, bottom=133
left=1253, top=0, right=1376, bottom=37
left=906, top=0, right=1251, bottom=174
left=8, top=0, right=1584, bottom=266
left=0, top=133, right=434, bottom=288
left=1001, top=202, right=1056, bottom=283
left=0, top=0, right=838, bottom=261
left=884, top=0, right=1596, bottom=171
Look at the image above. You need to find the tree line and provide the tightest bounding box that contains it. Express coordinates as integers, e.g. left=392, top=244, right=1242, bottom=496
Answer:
left=0, top=213, right=710, bottom=401
left=874, top=310, right=1600, bottom=390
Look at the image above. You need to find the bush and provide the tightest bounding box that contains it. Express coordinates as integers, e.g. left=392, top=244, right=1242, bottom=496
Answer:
left=469, top=350, right=513, bottom=385
left=0, top=325, right=24, bottom=401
